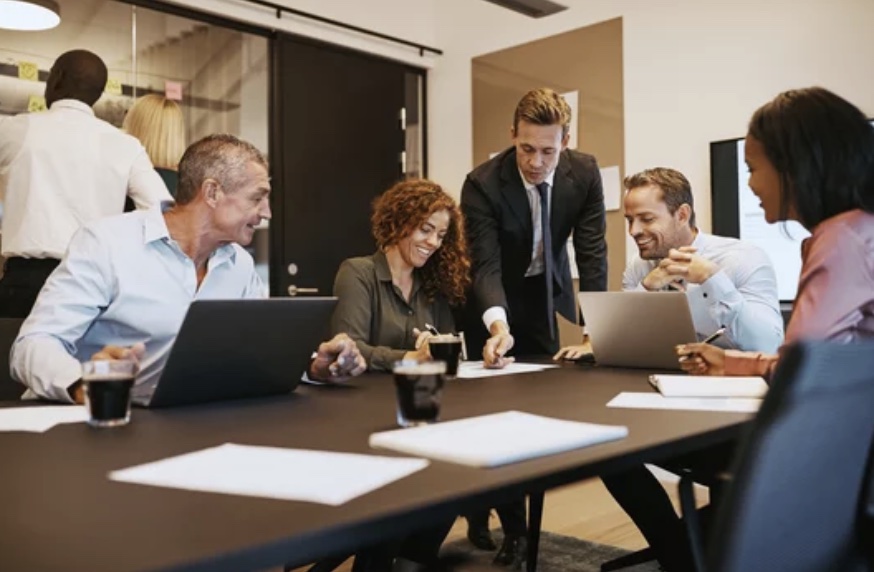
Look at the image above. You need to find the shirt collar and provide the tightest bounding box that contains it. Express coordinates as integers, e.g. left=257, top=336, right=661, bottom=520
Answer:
left=49, top=99, right=95, bottom=116
left=374, top=250, right=394, bottom=282
left=143, top=203, right=237, bottom=265
left=518, top=169, right=556, bottom=192
left=690, top=230, right=708, bottom=250
left=373, top=250, right=421, bottom=297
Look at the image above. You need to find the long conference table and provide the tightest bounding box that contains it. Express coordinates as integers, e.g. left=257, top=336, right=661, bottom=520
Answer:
left=0, top=363, right=752, bottom=572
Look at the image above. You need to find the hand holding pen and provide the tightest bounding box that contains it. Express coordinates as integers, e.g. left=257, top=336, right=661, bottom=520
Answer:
left=676, top=328, right=726, bottom=376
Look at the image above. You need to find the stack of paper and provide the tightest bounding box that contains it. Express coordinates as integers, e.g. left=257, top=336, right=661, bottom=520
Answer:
left=456, top=361, right=558, bottom=379
left=648, top=374, right=768, bottom=398
left=0, top=406, right=88, bottom=433
left=607, top=393, right=762, bottom=413
left=109, top=444, right=429, bottom=506
left=369, top=411, right=628, bottom=467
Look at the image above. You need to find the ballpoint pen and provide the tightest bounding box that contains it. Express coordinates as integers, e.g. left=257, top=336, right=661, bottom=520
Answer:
left=678, top=328, right=725, bottom=363
left=702, top=327, right=726, bottom=345
left=424, top=323, right=440, bottom=336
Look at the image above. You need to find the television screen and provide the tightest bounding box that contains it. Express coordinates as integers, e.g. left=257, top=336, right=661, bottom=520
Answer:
left=711, top=138, right=808, bottom=302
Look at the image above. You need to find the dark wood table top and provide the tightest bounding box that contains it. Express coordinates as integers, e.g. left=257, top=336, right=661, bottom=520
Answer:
left=0, top=363, right=751, bottom=572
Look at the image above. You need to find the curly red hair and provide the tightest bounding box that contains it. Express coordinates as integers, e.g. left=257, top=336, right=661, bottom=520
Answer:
left=371, top=179, right=471, bottom=306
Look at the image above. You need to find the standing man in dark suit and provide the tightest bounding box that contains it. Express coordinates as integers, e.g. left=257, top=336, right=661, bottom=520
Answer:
left=459, top=88, right=607, bottom=568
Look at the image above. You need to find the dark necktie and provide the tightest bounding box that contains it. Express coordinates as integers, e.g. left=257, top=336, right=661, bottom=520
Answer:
left=536, top=182, right=555, bottom=340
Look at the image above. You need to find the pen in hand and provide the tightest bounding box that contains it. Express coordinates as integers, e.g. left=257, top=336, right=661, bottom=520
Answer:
left=678, top=328, right=725, bottom=364
left=424, top=323, right=440, bottom=336
left=701, top=327, right=726, bottom=345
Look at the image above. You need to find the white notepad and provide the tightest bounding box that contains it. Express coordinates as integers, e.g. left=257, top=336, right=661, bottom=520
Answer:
left=649, top=374, right=769, bottom=398
left=608, top=392, right=762, bottom=413
left=369, top=411, right=628, bottom=468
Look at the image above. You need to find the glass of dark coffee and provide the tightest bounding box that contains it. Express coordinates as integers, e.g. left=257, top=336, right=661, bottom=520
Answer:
left=392, top=360, right=446, bottom=427
left=81, top=360, right=137, bottom=428
left=428, top=334, right=463, bottom=377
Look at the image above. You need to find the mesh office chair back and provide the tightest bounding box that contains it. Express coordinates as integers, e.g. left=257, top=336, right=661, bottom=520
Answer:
left=709, top=341, right=874, bottom=572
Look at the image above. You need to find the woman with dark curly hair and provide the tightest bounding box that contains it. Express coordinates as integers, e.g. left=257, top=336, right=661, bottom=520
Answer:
left=331, top=178, right=471, bottom=371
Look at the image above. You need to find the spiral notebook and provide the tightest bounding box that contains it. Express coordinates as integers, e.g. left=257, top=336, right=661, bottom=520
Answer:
left=648, top=374, right=769, bottom=398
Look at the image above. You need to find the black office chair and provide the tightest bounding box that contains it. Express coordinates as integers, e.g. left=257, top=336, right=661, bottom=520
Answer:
left=678, top=340, right=874, bottom=572
left=0, top=318, right=25, bottom=401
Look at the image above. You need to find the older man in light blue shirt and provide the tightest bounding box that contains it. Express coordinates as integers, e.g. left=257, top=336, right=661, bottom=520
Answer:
left=11, top=134, right=365, bottom=404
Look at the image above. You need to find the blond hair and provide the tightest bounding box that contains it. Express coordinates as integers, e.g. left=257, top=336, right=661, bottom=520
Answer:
left=513, top=88, right=572, bottom=138
left=123, top=94, right=186, bottom=170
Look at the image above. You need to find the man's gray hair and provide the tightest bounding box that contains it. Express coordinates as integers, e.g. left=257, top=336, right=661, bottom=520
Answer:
left=175, top=134, right=268, bottom=205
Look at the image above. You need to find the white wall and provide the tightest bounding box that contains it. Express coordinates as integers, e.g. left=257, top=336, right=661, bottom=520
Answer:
left=170, top=0, right=874, bottom=232
left=429, top=0, right=874, bottom=233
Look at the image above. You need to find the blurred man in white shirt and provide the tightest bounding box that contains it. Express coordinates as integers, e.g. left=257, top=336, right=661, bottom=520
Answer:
left=0, top=49, right=171, bottom=317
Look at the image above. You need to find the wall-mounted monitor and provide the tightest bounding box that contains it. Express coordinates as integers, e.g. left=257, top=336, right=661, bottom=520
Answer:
left=710, top=137, right=808, bottom=302
left=712, top=120, right=874, bottom=302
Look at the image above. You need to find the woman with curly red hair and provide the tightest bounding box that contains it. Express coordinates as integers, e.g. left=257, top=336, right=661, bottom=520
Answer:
left=331, top=178, right=471, bottom=371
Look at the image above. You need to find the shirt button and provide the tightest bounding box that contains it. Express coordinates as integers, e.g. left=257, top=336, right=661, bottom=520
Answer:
left=408, top=310, right=413, bottom=315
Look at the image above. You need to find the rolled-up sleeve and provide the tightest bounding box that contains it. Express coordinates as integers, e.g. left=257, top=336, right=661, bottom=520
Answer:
left=331, top=260, right=406, bottom=371
left=11, top=227, right=113, bottom=402
left=687, top=255, right=784, bottom=353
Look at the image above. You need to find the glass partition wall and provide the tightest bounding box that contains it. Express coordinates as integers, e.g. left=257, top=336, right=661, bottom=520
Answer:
left=0, top=0, right=270, bottom=291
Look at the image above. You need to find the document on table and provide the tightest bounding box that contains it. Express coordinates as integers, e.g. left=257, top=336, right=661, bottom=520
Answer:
left=109, top=443, right=429, bottom=506
left=370, top=411, right=628, bottom=468
left=649, top=374, right=768, bottom=398
left=456, top=361, right=558, bottom=379
left=608, top=392, right=762, bottom=413
left=0, top=406, right=88, bottom=433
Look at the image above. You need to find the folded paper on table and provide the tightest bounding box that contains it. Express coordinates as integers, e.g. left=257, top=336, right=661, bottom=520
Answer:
left=369, top=410, right=628, bottom=468
left=109, top=443, right=429, bottom=505
left=0, top=406, right=88, bottom=433
left=456, top=361, right=558, bottom=379
left=649, top=374, right=768, bottom=398
left=608, top=392, right=762, bottom=413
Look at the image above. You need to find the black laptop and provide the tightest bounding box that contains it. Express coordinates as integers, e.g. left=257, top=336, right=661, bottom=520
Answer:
left=142, top=297, right=337, bottom=408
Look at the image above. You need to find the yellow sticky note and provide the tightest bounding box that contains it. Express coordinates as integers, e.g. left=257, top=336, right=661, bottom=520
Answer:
left=27, top=95, right=47, bottom=113
left=18, top=61, right=39, bottom=82
left=105, top=78, right=122, bottom=95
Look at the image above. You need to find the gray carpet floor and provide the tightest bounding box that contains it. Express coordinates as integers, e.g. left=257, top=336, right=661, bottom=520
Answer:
left=440, top=530, right=661, bottom=572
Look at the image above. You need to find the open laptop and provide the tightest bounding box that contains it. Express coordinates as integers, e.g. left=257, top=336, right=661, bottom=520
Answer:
left=577, top=291, right=697, bottom=370
left=141, top=297, right=337, bottom=408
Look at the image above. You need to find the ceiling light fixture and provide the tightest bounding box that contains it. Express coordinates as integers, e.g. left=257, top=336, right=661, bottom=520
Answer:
left=0, top=0, right=61, bottom=31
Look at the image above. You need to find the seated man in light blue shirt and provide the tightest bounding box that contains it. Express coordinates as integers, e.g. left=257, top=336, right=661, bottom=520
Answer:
left=11, top=133, right=365, bottom=404
left=620, top=167, right=783, bottom=352
left=598, top=167, right=783, bottom=572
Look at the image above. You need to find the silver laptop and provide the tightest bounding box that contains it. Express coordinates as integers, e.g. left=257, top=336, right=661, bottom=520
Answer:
left=142, top=297, right=337, bottom=408
left=578, top=291, right=697, bottom=370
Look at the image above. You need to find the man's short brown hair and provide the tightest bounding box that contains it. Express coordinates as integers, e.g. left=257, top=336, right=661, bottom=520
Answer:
left=624, top=167, right=697, bottom=228
left=513, top=88, right=572, bottom=138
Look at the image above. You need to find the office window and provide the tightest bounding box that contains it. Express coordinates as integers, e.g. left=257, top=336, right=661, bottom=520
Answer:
left=0, top=0, right=270, bottom=290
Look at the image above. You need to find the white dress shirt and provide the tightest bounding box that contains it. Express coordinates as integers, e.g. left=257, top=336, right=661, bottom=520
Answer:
left=11, top=205, right=265, bottom=403
left=0, top=99, right=172, bottom=259
left=623, top=231, right=784, bottom=352
left=482, top=170, right=555, bottom=331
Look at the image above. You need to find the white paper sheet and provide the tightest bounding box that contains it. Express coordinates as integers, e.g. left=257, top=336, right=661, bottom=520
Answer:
left=600, top=165, right=622, bottom=212
left=370, top=411, right=628, bottom=468
left=0, top=406, right=88, bottom=433
left=607, top=392, right=762, bottom=413
left=109, top=443, right=429, bottom=506
left=649, top=374, right=768, bottom=398
left=456, top=361, right=558, bottom=379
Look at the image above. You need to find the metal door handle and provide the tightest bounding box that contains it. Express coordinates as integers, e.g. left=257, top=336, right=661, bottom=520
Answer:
left=287, top=285, right=319, bottom=296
